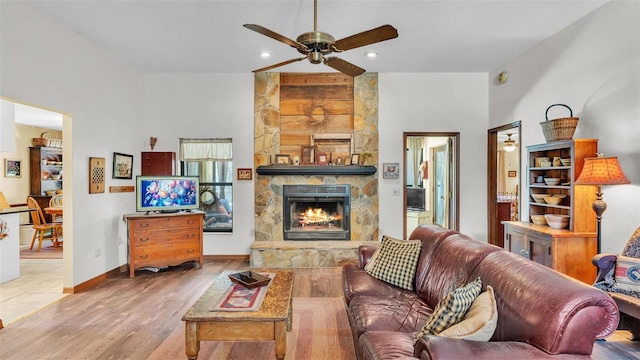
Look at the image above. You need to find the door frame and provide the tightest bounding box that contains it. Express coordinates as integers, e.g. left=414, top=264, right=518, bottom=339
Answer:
left=487, top=121, right=521, bottom=247
left=403, top=132, right=460, bottom=238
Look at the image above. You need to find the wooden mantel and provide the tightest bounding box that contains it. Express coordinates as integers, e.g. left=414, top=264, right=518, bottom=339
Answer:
left=256, top=165, right=377, bottom=176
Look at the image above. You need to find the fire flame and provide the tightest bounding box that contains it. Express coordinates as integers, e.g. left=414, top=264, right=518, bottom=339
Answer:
left=299, top=207, right=340, bottom=225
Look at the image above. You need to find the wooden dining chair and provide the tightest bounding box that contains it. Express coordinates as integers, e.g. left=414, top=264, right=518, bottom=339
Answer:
left=49, top=194, right=63, bottom=223
left=26, top=196, right=63, bottom=252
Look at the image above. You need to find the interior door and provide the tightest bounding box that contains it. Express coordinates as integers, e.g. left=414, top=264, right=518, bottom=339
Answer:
left=432, top=144, right=448, bottom=228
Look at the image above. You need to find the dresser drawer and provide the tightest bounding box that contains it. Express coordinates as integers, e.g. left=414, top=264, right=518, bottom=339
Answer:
left=134, top=242, right=200, bottom=263
left=132, top=228, right=200, bottom=247
left=130, top=215, right=202, bottom=231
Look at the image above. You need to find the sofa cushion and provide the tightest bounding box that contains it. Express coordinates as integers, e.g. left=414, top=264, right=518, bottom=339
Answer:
left=613, top=256, right=640, bottom=293
left=438, top=285, right=497, bottom=341
left=347, top=294, right=433, bottom=342
left=365, top=236, right=422, bottom=291
left=342, top=263, right=412, bottom=305
left=416, top=277, right=482, bottom=338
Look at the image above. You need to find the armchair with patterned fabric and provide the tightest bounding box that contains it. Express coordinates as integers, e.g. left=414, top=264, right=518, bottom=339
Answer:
left=593, top=226, right=640, bottom=340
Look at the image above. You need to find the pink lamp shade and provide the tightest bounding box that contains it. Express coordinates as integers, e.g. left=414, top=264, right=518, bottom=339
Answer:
left=575, top=153, right=630, bottom=186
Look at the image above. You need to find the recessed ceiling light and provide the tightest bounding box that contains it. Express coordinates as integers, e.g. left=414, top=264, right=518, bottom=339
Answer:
left=260, top=52, right=271, bottom=58
left=365, top=51, right=377, bottom=58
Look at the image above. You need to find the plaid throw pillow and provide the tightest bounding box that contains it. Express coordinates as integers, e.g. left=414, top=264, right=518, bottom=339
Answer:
left=613, top=256, right=640, bottom=292
left=365, top=236, right=422, bottom=291
left=416, top=277, right=483, bottom=340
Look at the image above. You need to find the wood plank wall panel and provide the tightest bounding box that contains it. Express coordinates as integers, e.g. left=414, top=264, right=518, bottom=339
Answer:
left=279, top=73, right=354, bottom=160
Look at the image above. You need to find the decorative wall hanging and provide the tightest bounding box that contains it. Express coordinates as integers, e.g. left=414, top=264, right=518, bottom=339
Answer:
left=237, top=168, right=253, bottom=180
left=4, top=158, right=21, bottom=177
left=383, top=163, right=400, bottom=179
left=89, top=157, right=106, bottom=193
left=112, top=152, right=133, bottom=179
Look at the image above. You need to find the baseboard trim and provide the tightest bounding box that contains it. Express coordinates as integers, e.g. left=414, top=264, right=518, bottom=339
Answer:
left=204, top=254, right=250, bottom=262
left=63, top=265, right=125, bottom=294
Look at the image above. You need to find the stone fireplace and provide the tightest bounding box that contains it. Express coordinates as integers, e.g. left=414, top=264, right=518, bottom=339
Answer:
left=251, top=72, right=379, bottom=268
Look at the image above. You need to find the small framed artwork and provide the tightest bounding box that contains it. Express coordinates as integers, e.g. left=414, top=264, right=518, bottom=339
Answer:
left=316, top=152, right=329, bottom=165
left=4, top=158, right=21, bottom=177
left=301, top=145, right=316, bottom=165
left=350, top=154, right=360, bottom=166
left=508, top=170, right=517, bottom=177
left=237, top=168, right=253, bottom=180
left=112, top=152, right=133, bottom=179
left=275, top=154, right=291, bottom=165
left=383, top=163, right=400, bottom=179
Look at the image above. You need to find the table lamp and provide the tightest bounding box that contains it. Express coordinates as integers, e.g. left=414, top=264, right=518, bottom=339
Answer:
left=574, top=153, right=630, bottom=253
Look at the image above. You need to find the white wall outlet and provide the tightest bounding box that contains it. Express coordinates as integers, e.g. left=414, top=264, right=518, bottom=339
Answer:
left=94, top=248, right=101, bottom=257
left=392, top=188, right=401, bottom=196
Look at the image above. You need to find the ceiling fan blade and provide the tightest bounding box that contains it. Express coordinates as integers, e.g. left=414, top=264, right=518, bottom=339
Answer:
left=323, top=57, right=366, bottom=77
left=252, top=56, right=308, bottom=73
left=243, top=24, right=308, bottom=51
left=333, top=25, right=398, bottom=51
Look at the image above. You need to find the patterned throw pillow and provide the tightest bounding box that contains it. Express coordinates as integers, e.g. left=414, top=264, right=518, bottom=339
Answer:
left=438, top=285, right=497, bottom=341
left=613, top=256, right=640, bottom=292
left=415, top=277, right=483, bottom=340
left=364, top=235, right=423, bottom=291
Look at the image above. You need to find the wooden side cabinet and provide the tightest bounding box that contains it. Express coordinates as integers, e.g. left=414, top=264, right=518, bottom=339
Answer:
left=503, top=221, right=597, bottom=284
left=141, top=151, right=175, bottom=175
left=124, top=212, right=204, bottom=278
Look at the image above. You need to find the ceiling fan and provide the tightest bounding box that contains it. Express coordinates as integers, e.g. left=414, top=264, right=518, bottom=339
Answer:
left=243, top=0, right=398, bottom=77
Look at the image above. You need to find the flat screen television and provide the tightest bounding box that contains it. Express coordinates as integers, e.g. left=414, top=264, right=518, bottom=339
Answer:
left=406, top=187, right=426, bottom=211
left=136, top=175, right=200, bottom=213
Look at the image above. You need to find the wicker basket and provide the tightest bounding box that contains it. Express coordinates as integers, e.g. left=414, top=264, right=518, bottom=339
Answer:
left=540, top=104, right=578, bottom=142
left=32, top=131, right=62, bottom=148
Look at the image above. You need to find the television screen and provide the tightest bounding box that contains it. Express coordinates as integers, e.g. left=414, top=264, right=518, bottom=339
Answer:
left=406, top=187, right=426, bottom=211
left=136, top=176, right=200, bottom=213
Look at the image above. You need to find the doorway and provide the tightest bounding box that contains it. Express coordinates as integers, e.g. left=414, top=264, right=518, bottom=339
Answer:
left=487, top=122, right=521, bottom=247
left=0, top=97, right=71, bottom=326
left=403, top=132, right=460, bottom=238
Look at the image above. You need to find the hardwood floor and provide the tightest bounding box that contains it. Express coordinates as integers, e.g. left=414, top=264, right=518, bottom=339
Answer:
left=0, top=259, right=638, bottom=359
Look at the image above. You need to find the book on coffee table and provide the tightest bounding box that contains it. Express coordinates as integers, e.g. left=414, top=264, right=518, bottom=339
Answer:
left=228, top=271, right=271, bottom=288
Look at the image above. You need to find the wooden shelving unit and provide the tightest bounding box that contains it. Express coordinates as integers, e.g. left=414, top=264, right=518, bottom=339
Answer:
left=503, top=139, right=599, bottom=283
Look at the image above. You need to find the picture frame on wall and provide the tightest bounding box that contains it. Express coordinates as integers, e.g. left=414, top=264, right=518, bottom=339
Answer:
left=275, top=154, right=291, bottom=165
left=4, top=158, right=21, bottom=178
left=113, top=152, right=133, bottom=179
left=237, top=168, right=253, bottom=180
left=383, top=162, right=400, bottom=179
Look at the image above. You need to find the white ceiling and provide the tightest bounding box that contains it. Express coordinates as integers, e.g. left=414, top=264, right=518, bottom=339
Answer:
left=15, top=0, right=608, bottom=129
left=24, top=0, right=607, bottom=74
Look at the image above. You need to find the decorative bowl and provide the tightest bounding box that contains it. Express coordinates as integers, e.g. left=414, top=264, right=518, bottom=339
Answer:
left=543, top=196, right=562, bottom=205
left=544, top=177, right=561, bottom=186
left=51, top=174, right=61, bottom=180
left=560, top=158, right=572, bottom=166
left=544, top=214, right=570, bottom=229
left=531, top=194, right=548, bottom=203
left=55, top=190, right=63, bottom=194
left=45, top=190, right=57, bottom=196
left=531, top=215, right=547, bottom=225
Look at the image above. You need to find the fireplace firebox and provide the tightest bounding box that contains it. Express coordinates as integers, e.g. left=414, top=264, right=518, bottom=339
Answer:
left=283, top=185, right=350, bottom=240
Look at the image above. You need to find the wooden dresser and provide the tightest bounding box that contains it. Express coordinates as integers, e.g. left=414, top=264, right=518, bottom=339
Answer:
left=503, top=221, right=596, bottom=284
left=124, top=212, right=204, bottom=278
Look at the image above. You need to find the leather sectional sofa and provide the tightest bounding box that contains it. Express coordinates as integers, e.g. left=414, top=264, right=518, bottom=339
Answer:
left=342, top=225, right=619, bottom=360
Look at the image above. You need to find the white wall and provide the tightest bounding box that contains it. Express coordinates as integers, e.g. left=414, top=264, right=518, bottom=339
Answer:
left=489, top=1, right=640, bottom=253
left=144, top=74, right=255, bottom=254
left=379, top=73, right=489, bottom=241
left=1, top=2, right=145, bottom=287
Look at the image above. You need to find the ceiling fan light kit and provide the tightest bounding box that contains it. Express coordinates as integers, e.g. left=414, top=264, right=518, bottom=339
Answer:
left=244, top=0, right=398, bottom=76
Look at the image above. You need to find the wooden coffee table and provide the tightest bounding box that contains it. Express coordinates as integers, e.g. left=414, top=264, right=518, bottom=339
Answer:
left=182, top=269, right=294, bottom=360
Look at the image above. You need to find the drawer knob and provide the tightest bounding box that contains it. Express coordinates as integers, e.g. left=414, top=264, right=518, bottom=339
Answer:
left=187, top=249, right=195, bottom=253
left=139, top=223, right=149, bottom=228
left=140, top=237, right=149, bottom=242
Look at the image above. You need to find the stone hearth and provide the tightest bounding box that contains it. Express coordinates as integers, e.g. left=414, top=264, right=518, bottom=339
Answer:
left=252, top=73, right=379, bottom=268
